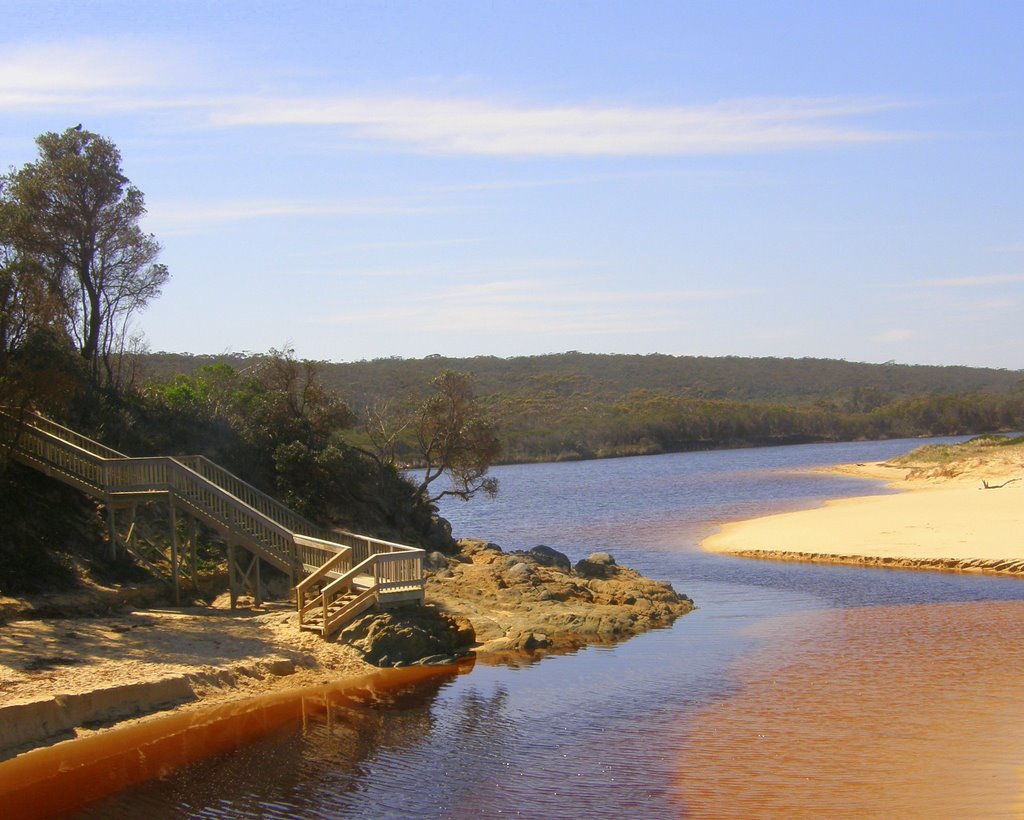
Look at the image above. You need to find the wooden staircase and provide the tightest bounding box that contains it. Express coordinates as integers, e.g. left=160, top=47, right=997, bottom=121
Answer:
left=0, top=408, right=425, bottom=638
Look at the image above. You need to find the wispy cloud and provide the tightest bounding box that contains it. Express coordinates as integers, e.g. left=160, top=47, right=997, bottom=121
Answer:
left=434, top=167, right=783, bottom=193
left=875, top=329, right=915, bottom=343
left=0, top=39, right=191, bottom=110
left=0, top=41, right=158, bottom=93
left=352, top=237, right=490, bottom=251
left=302, top=257, right=601, bottom=282
left=922, top=273, right=1024, bottom=287
left=319, top=278, right=758, bottom=336
left=975, top=298, right=1017, bottom=310
left=211, top=95, right=915, bottom=157
left=0, top=39, right=918, bottom=158
left=146, top=198, right=440, bottom=234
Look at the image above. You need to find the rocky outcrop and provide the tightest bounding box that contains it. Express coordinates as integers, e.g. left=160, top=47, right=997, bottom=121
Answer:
left=339, top=606, right=476, bottom=667
left=425, top=538, right=694, bottom=655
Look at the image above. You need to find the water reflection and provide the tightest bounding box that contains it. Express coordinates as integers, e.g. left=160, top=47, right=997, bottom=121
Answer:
left=678, top=600, right=1024, bottom=818
left=0, top=664, right=465, bottom=819
left=5, top=438, right=1023, bottom=817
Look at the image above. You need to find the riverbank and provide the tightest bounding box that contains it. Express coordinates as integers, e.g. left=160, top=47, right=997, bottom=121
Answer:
left=0, top=601, right=376, bottom=759
left=0, top=541, right=692, bottom=760
left=703, top=437, right=1024, bottom=575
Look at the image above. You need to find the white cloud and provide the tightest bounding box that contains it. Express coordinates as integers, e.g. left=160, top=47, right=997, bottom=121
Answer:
left=434, top=167, right=781, bottom=193
left=210, top=95, right=915, bottom=157
left=0, top=41, right=155, bottom=93
left=923, top=274, right=1024, bottom=288
left=319, top=278, right=757, bottom=336
left=0, top=39, right=190, bottom=111
left=352, top=237, right=489, bottom=251
left=975, top=298, right=1017, bottom=310
left=146, top=198, right=439, bottom=234
left=875, top=329, right=915, bottom=343
left=0, top=39, right=916, bottom=158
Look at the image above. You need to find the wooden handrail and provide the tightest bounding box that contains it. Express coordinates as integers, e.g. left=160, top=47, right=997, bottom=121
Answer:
left=293, top=533, right=349, bottom=575
left=322, top=554, right=378, bottom=601
left=324, top=586, right=377, bottom=635
left=176, top=455, right=325, bottom=538
left=2, top=410, right=127, bottom=460
left=3, top=409, right=426, bottom=637
left=295, top=548, right=350, bottom=596
left=331, top=528, right=423, bottom=557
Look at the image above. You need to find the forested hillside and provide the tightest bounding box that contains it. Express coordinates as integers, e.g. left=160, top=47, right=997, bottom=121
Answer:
left=142, top=352, right=1024, bottom=462
left=143, top=352, right=1024, bottom=405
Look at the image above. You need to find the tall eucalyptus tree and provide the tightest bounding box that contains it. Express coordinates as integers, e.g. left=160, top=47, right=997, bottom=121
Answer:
left=1, top=126, right=168, bottom=386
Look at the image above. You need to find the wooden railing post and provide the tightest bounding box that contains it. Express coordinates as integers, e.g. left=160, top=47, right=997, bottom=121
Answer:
left=108, top=505, right=117, bottom=560
left=170, top=498, right=180, bottom=606
left=6, top=410, right=426, bottom=635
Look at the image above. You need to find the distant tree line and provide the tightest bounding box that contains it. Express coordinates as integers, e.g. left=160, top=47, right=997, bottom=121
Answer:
left=142, top=351, right=1024, bottom=409
left=491, top=391, right=1024, bottom=462
left=140, top=351, right=1024, bottom=464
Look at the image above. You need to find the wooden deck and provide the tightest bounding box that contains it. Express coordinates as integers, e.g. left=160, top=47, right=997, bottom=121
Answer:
left=0, top=409, right=425, bottom=638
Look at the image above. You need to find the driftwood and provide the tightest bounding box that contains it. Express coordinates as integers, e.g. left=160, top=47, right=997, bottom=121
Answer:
left=980, top=478, right=1021, bottom=489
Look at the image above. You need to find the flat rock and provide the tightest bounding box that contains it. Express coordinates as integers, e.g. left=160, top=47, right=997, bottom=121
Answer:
left=427, top=544, right=693, bottom=655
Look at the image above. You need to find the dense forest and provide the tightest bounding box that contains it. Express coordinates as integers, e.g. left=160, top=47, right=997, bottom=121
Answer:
left=143, top=352, right=1024, bottom=462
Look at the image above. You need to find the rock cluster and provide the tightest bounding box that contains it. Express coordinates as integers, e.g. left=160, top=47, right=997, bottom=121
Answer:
left=424, top=538, right=694, bottom=655
left=339, top=606, right=476, bottom=668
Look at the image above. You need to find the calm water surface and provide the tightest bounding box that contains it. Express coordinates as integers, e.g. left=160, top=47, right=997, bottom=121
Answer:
left=73, top=439, right=1024, bottom=817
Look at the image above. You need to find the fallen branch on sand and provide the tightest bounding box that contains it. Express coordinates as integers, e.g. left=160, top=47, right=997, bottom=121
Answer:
left=980, top=478, right=1021, bottom=489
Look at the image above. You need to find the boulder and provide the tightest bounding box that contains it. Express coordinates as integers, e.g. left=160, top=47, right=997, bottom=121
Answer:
left=574, top=552, right=617, bottom=579
left=340, top=606, right=476, bottom=667
left=424, top=551, right=450, bottom=571
left=528, top=545, right=571, bottom=572
left=458, top=538, right=504, bottom=556
left=506, top=562, right=534, bottom=583
left=425, top=541, right=694, bottom=656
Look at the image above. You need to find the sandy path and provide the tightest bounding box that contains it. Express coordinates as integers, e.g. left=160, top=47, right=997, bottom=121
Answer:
left=0, top=605, right=374, bottom=757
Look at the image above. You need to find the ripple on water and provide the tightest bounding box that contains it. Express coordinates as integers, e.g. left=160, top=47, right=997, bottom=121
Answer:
left=677, top=599, right=1024, bottom=818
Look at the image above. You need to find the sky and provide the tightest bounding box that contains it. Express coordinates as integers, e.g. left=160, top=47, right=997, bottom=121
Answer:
left=2, top=1, right=1023, bottom=370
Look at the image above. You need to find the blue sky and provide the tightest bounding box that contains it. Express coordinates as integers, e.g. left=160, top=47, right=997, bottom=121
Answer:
left=2, top=1, right=1023, bottom=369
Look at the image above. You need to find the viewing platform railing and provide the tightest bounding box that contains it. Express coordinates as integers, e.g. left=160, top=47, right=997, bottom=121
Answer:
left=1, top=409, right=425, bottom=637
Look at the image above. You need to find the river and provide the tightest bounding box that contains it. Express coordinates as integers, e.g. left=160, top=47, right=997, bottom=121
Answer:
left=75, top=438, right=1024, bottom=817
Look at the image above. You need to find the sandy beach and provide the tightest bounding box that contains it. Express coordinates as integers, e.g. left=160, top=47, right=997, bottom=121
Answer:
left=703, top=440, right=1024, bottom=574
left=0, top=541, right=690, bottom=763
left=0, top=602, right=378, bottom=758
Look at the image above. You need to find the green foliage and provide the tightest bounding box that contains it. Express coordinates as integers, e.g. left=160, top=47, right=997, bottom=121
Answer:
left=139, top=352, right=1024, bottom=463
left=0, top=326, right=88, bottom=419
left=889, top=434, right=1024, bottom=467
left=360, top=369, right=502, bottom=503
left=1, top=126, right=168, bottom=388
left=0, top=465, right=97, bottom=593
left=134, top=349, right=448, bottom=547
left=413, top=370, right=501, bottom=502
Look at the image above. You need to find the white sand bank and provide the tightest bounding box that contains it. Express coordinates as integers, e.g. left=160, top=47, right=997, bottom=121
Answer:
left=703, top=451, right=1024, bottom=575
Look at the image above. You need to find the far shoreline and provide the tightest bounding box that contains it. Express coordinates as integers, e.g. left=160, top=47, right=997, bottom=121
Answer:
left=702, top=447, right=1024, bottom=577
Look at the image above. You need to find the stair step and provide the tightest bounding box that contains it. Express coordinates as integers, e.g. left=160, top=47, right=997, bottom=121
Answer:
left=6, top=411, right=425, bottom=645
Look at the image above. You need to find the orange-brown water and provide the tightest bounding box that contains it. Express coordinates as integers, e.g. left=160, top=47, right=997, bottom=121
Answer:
left=678, top=600, right=1024, bottom=818
left=5, top=440, right=1024, bottom=817
left=0, top=663, right=463, bottom=819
